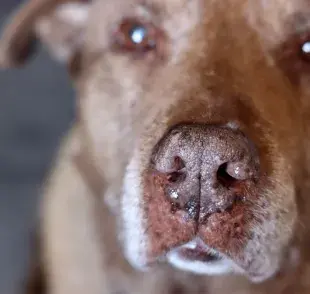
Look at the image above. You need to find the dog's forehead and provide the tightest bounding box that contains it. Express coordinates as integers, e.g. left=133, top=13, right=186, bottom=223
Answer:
left=86, top=0, right=310, bottom=52
left=246, top=0, right=310, bottom=47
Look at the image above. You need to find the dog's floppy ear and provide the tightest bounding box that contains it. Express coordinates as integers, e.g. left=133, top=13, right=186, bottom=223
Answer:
left=0, top=0, right=90, bottom=68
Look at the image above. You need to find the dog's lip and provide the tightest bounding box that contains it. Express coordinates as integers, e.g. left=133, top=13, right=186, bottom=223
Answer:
left=176, top=239, right=222, bottom=263
left=165, top=237, right=239, bottom=276
left=165, top=239, right=274, bottom=282
left=166, top=238, right=228, bottom=264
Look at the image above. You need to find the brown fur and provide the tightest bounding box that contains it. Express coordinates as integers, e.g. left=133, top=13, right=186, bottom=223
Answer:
left=2, top=0, right=310, bottom=293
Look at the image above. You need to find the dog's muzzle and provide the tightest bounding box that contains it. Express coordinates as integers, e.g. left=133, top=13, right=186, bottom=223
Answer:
left=144, top=124, right=260, bottom=276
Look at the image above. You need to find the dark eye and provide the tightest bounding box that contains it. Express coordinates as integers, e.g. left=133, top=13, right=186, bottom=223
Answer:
left=300, top=40, right=310, bottom=61
left=276, top=33, right=310, bottom=83
left=113, top=18, right=160, bottom=52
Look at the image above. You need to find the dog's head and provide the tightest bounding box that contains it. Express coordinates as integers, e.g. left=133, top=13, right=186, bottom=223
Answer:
left=2, top=0, right=310, bottom=284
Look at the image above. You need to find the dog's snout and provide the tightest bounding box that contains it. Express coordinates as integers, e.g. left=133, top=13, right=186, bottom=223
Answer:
left=152, top=124, right=260, bottom=221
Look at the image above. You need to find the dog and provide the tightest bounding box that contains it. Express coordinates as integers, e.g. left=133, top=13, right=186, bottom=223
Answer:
left=2, top=0, right=310, bottom=293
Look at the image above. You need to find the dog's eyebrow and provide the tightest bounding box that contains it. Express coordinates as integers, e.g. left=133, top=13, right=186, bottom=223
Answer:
left=288, top=11, right=310, bottom=33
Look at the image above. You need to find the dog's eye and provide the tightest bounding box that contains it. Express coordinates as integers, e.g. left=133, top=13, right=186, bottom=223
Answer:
left=276, top=33, right=310, bottom=83
left=300, top=40, right=310, bottom=61
left=113, top=19, right=158, bottom=52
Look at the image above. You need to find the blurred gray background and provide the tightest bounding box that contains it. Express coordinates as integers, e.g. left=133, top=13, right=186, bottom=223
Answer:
left=0, top=2, right=75, bottom=293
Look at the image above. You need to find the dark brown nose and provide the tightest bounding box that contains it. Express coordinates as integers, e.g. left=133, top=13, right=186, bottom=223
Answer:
left=151, top=124, right=260, bottom=222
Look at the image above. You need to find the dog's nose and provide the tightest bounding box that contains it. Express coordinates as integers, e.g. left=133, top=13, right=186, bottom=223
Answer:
left=152, top=124, right=260, bottom=222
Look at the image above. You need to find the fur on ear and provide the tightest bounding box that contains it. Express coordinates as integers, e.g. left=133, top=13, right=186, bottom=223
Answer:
left=0, top=0, right=90, bottom=68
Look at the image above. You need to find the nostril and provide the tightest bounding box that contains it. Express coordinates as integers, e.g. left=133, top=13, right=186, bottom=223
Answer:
left=151, top=155, right=185, bottom=176
left=173, top=156, right=185, bottom=170
left=226, top=161, right=254, bottom=180
left=216, top=162, right=239, bottom=189
left=213, top=162, right=252, bottom=214
left=167, top=171, right=186, bottom=183
left=166, top=156, right=186, bottom=183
